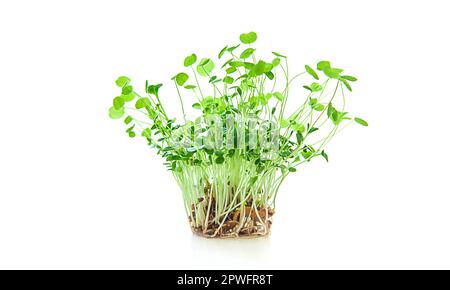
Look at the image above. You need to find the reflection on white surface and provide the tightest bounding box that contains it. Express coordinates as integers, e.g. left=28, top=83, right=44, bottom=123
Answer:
left=190, top=234, right=272, bottom=269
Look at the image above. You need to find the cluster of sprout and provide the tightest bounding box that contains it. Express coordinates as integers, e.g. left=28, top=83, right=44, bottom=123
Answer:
left=108, top=32, right=367, bottom=237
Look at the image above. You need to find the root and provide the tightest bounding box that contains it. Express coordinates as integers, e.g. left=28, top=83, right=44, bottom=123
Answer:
left=189, top=192, right=275, bottom=238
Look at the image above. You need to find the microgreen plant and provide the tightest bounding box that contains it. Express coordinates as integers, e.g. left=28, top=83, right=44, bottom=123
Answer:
left=109, top=32, right=367, bottom=238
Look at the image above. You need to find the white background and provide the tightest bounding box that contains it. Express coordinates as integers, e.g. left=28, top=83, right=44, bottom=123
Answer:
left=1, top=0, right=449, bottom=269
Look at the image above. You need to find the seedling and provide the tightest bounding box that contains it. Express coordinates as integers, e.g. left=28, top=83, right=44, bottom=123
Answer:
left=109, top=32, right=367, bottom=238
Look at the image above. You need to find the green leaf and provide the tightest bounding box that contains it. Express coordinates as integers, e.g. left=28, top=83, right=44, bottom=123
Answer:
left=115, top=76, right=130, bottom=87
left=196, top=58, right=215, bottom=77
left=218, top=46, right=228, bottom=59
left=209, top=76, right=219, bottom=83
left=122, top=85, right=133, bottom=95
left=128, top=131, right=136, bottom=138
left=280, top=119, right=289, bottom=128
left=327, top=103, right=336, bottom=118
left=354, top=117, right=368, bottom=126
left=264, top=63, right=273, bottom=72
left=303, top=85, right=312, bottom=92
left=330, top=111, right=349, bottom=125
left=240, top=48, right=255, bottom=59
left=313, top=104, right=325, bottom=111
left=301, top=151, right=313, bottom=160
left=324, top=67, right=343, bottom=79
left=227, top=44, right=241, bottom=52
left=184, top=84, right=196, bottom=89
left=142, top=128, right=151, bottom=138
left=308, top=127, right=319, bottom=134
left=293, top=123, right=305, bottom=133
left=221, top=58, right=233, bottom=68
left=174, top=72, right=189, bottom=86
left=250, top=60, right=266, bottom=76
left=236, top=74, right=248, bottom=81
left=192, top=103, right=201, bottom=109
left=341, top=75, right=357, bottom=82
left=310, top=82, right=322, bottom=92
left=215, top=155, right=225, bottom=164
left=288, top=167, right=296, bottom=172
left=272, top=57, right=281, bottom=67
left=317, top=61, right=331, bottom=71
left=265, top=71, right=274, bottom=80
left=243, top=62, right=255, bottom=70
left=147, top=83, right=162, bottom=96
left=249, top=96, right=259, bottom=108
left=330, top=111, right=339, bottom=125
left=341, top=79, right=352, bottom=91
left=124, top=116, right=132, bottom=124
left=147, top=108, right=157, bottom=119
left=229, top=61, right=244, bottom=67
left=305, top=65, right=319, bottom=80
left=223, top=76, right=234, bottom=84
left=121, top=84, right=135, bottom=102
left=108, top=106, right=124, bottom=119
left=201, top=96, right=215, bottom=107
left=320, top=150, right=329, bottom=162
left=226, top=67, right=237, bottom=74
left=296, top=132, right=304, bottom=144
left=259, top=94, right=268, bottom=105
left=135, top=97, right=151, bottom=109
left=273, top=92, right=284, bottom=101
left=184, top=54, right=197, bottom=67
left=113, top=96, right=124, bottom=110
left=126, top=125, right=135, bottom=133
left=122, top=92, right=136, bottom=102
left=239, top=32, right=257, bottom=44
left=272, top=51, right=286, bottom=58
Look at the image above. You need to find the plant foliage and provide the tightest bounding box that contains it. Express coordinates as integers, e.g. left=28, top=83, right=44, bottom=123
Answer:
left=108, top=32, right=367, bottom=237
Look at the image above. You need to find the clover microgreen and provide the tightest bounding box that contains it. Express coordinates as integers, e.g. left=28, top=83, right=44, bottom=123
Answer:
left=108, top=32, right=367, bottom=238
